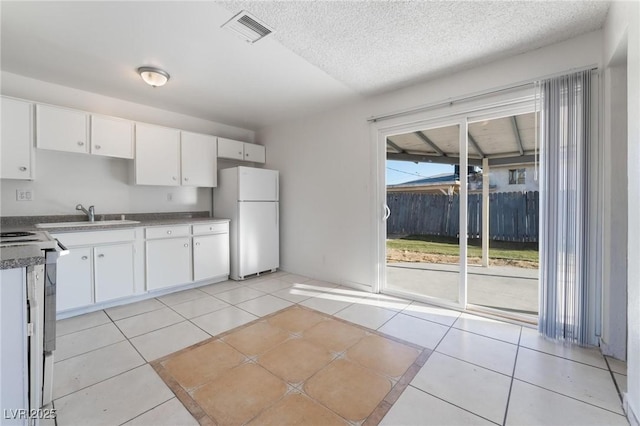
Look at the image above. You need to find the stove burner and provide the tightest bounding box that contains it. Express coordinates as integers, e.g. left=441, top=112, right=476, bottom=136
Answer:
left=0, top=231, right=37, bottom=238
left=3, top=238, right=40, bottom=243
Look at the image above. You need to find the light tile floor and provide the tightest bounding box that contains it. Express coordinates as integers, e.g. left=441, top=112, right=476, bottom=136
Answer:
left=53, top=272, right=629, bottom=425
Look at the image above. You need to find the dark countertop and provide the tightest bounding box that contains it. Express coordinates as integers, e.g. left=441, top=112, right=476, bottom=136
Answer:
left=1, top=211, right=229, bottom=233
left=0, top=211, right=230, bottom=269
left=1, top=245, right=46, bottom=270
left=44, top=217, right=230, bottom=234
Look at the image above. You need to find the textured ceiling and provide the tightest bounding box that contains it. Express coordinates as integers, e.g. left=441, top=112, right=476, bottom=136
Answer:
left=222, top=1, right=610, bottom=95
left=1, top=1, right=610, bottom=130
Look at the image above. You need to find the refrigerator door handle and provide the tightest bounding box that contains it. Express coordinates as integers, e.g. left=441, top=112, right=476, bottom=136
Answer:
left=276, top=203, right=278, bottom=227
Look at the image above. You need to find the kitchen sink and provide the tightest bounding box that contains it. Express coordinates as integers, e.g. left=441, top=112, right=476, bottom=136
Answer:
left=35, top=220, right=140, bottom=229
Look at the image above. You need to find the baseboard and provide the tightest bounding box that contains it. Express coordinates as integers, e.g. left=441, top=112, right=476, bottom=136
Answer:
left=624, top=394, right=640, bottom=426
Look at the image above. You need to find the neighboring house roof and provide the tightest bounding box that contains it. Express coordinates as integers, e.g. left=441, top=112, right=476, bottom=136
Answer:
left=388, top=172, right=498, bottom=194
left=387, top=173, right=460, bottom=194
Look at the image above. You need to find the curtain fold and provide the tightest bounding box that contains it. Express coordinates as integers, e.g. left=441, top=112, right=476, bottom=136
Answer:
left=539, top=70, right=593, bottom=344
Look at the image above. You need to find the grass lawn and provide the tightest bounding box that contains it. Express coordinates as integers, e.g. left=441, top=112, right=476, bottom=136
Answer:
left=387, top=234, right=539, bottom=263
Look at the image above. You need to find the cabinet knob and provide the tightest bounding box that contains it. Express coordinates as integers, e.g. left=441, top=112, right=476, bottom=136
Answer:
left=95, top=145, right=101, bottom=149
left=19, top=166, right=27, bottom=171
left=172, top=176, right=177, bottom=181
left=238, top=151, right=243, bottom=155
left=184, top=243, right=188, bottom=248
left=77, top=141, right=85, bottom=146
left=97, top=253, right=105, bottom=258
left=81, top=256, right=88, bottom=260
left=184, top=177, right=189, bottom=181
left=246, top=153, right=249, bottom=157
left=167, top=230, right=172, bottom=235
left=195, top=242, right=200, bottom=246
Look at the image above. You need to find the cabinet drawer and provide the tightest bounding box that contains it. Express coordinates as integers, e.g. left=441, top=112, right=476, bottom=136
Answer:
left=145, top=225, right=190, bottom=239
left=53, top=229, right=137, bottom=246
left=192, top=222, right=229, bottom=235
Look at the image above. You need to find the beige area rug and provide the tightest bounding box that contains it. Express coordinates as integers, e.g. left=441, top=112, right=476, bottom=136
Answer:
left=151, top=305, right=431, bottom=425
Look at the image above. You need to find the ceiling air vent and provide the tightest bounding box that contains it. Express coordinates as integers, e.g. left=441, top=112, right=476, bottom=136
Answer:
left=222, top=11, right=274, bottom=44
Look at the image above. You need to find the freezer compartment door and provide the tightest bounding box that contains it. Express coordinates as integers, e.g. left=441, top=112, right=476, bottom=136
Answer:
left=238, top=167, right=279, bottom=201
left=238, top=202, right=279, bottom=277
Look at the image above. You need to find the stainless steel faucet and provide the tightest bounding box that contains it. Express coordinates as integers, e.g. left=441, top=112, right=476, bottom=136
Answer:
left=76, top=204, right=95, bottom=222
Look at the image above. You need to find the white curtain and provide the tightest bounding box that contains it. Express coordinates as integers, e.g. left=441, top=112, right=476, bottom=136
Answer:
left=539, top=70, right=595, bottom=344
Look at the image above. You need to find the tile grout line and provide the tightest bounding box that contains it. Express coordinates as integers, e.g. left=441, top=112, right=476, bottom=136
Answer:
left=407, top=384, right=502, bottom=425
left=603, top=356, right=626, bottom=403
left=519, top=346, right=611, bottom=370
left=510, top=377, right=629, bottom=417
left=501, top=325, right=523, bottom=425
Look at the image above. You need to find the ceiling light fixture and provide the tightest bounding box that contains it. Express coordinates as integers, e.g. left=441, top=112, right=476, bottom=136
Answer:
left=137, top=66, right=170, bottom=87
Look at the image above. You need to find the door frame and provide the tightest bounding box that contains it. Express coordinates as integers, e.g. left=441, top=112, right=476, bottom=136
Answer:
left=371, top=91, right=538, bottom=314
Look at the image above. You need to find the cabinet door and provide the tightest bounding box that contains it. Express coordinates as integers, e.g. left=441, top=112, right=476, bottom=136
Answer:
left=134, top=123, right=181, bottom=186
left=91, top=115, right=134, bottom=159
left=193, top=234, right=230, bottom=281
left=94, top=243, right=135, bottom=303
left=146, top=237, right=192, bottom=290
left=1, top=97, right=34, bottom=180
left=217, top=137, right=244, bottom=160
left=36, top=104, right=89, bottom=154
left=57, top=247, right=93, bottom=312
left=244, top=143, right=266, bottom=163
left=181, top=132, right=217, bottom=187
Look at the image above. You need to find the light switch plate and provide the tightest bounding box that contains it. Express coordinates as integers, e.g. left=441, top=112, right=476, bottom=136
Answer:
left=16, top=189, right=33, bottom=201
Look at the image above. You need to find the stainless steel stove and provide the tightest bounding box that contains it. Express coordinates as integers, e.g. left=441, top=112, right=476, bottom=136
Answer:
left=0, top=229, right=67, bottom=413
left=0, top=230, right=59, bottom=250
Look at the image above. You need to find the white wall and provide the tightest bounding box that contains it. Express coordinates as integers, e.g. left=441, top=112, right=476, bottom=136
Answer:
left=604, top=2, right=640, bottom=424
left=489, top=165, right=539, bottom=192
left=0, top=72, right=255, bottom=216
left=259, top=30, right=603, bottom=288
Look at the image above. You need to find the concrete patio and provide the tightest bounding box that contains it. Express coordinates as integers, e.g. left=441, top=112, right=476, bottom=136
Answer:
left=387, top=262, right=538, bottom=317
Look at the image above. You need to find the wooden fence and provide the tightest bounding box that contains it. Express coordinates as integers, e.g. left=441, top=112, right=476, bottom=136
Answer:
left=386, top=191, right=539, bottom=242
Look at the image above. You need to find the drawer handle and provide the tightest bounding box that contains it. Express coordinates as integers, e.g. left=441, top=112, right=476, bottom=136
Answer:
left=81, top=256, right=88, bottom=260
left=184, top=243, right=189, bottom=248
left=19, top=166, right=27, bottom=171
left=167, top=230, right=172, bottom=235
left=95, top=145, right=101, bottom=149
left=77, top=141, right=85, bottom=146
left=97, top=254, right=105, bottom=258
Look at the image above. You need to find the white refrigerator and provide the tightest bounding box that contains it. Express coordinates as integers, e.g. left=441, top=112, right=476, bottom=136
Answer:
left=214, top=166, right=279, bottom=280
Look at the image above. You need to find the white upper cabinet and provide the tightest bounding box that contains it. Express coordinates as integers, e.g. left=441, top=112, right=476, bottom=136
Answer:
left=36, top=104, right=89, bottom=154
left=217, top=137, right=265, bottom=164
left=217, top=137, right=244, bottom=160
left=181, top=131, right=217, bottom=187
left=91, top=114, right=134, bottom=159
left=1, top=97, right=34, bottom=180
left=134, top=123, right=181, bottom=186
left=244, top=142, right=266, bottom=163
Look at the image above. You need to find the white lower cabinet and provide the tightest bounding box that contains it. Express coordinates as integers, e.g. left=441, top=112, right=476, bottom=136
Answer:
left=54, top=229, right=139, bottom=313
left=94, top=244, right=135, bottom=302
left=145, top=221, right=229, bottom=290
left=194, top=234, right=230, bottom=281
left=146, top=237, right=192, bottom=290
left=57, top=247, right=93, bottom=311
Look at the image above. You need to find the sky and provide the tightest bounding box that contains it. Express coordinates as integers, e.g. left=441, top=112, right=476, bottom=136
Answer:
left=386, top=160, right=454, bottom=185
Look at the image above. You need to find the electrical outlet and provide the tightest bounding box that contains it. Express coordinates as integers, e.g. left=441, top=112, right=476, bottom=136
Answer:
left=167, top=193, right=173, bottom=202
left=16, top=189, right=33, bottom=201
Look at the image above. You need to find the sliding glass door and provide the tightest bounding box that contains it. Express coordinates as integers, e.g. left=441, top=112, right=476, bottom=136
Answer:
left=385, top=123, right=462, bottom=305
left=381, top=102, right=540, bottom=321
